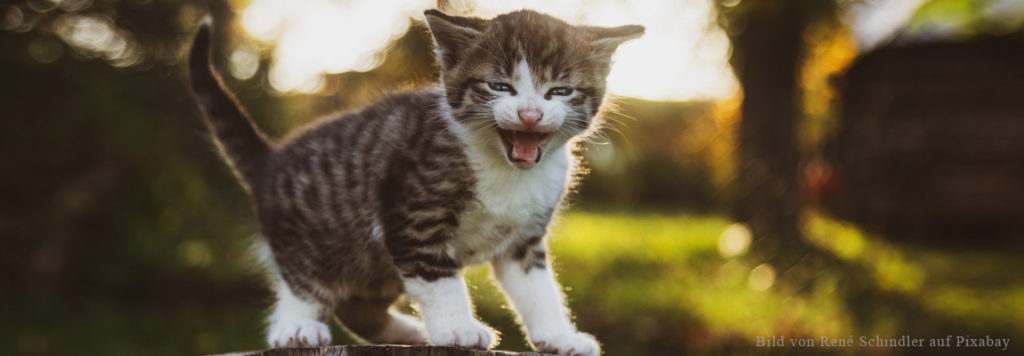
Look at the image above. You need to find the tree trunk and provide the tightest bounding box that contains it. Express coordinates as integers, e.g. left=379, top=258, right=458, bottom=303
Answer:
left=720, top=0, right=833, bottom=268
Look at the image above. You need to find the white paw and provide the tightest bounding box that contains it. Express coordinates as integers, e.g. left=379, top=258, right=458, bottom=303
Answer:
left=267, top=319, right=331, bottom=348
left=372, top=312, right=429, bottom=345
left=532, top=331, right=601, bottom=356
left=427, top=319, right=496, bottom=349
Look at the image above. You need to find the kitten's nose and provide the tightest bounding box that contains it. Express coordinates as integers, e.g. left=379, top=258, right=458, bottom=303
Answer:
left=518, top=109, right=543, bottom=129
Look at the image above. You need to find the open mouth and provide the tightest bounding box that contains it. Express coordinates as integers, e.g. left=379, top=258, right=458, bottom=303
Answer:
left=497, top=128, right=553, bottom=169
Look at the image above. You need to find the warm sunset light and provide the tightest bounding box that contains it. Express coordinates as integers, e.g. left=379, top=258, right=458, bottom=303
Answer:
left=9, top=0, right=1024, bottom=354
left=239, top=0, right=739, bottom=101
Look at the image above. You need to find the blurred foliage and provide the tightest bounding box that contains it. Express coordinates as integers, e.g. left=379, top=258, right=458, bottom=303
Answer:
left=577, top=99, right=734, bottom=212
left=909, top=0, right=1024, bottom=38
left=2, top=0, right=1023, bottom=355
left=798, top=20, right=856, bottom=154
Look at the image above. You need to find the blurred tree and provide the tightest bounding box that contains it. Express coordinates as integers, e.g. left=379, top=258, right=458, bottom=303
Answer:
left=0, top=2, right=279, bottom=354
left=716, top=0, right=837, bottom=269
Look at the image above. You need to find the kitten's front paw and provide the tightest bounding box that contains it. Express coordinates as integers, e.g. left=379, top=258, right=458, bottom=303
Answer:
left=532, top=331, right=600, bottom=356
left=267, top=318, right=331, bottom=348
left=427, top=320, right=496, bottom=349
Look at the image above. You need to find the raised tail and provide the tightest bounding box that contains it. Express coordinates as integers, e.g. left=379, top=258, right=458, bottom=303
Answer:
left=189, top=18, right=270, bottom=191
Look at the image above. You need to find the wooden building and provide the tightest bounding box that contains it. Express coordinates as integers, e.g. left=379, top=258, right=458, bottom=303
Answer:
left=823, top=33, right=1024, bottom=241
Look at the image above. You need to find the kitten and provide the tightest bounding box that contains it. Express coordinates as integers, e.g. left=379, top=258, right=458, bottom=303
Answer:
left=188, top=9, right=641, bottom=356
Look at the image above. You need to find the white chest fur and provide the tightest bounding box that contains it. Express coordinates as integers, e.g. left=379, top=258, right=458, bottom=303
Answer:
left=451, top=143, right=569, bottom=265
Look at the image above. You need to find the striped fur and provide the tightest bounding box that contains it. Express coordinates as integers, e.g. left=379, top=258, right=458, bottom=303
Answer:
left=187, top=9, right=641, bottom=355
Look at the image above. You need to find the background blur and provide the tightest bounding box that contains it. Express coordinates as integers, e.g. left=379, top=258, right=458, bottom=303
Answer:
left=2, top=0, right=1023, bottom=355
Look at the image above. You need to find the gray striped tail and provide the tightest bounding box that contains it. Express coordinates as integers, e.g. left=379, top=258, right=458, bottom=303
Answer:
left=188, top=19, right=270, bottom=191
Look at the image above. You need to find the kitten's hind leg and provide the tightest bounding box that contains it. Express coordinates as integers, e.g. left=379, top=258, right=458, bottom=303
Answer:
left=266, top=278, right=333, bottom=348
left=335, top=297, right=429, bottom=345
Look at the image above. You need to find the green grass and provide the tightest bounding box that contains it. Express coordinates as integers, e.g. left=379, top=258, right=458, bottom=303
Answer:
left=6, top=210, right=1022, bottom=355
left=469, top=210, right=1024, bottom=355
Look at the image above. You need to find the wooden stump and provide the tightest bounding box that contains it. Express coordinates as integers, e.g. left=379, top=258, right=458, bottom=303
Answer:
left=211, top=345, right=552, bottom=356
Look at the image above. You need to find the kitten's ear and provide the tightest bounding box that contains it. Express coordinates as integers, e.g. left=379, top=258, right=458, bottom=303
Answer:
left=585, top=24, right=645, bottom=57
left=423, top=9, right=486, bottom=69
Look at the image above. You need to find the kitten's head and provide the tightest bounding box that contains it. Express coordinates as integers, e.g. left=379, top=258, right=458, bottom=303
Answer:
left=424, top=9, right=643, bottom=169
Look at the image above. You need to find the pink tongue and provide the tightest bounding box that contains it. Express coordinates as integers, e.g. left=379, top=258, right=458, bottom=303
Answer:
left=511, top=132, right=542, bottom=162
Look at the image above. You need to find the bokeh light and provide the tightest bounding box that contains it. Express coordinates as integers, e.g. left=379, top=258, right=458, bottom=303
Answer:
left=748, top=263, right=776, bottom=292
left=51, top=13, right=143, bottom=67
left=718, top=223, right=752, bottom=258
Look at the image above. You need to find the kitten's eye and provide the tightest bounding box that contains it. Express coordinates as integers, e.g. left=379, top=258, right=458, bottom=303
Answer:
left=488, top=82, right=513, bottom=92
left=546, top=87, right=574, bottom=98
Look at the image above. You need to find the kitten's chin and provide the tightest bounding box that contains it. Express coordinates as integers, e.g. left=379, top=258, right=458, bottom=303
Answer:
left=497, top=128, right=553, bottom=169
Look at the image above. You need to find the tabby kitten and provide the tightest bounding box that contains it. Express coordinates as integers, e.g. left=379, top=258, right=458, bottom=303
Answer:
left=188, top=9, right=641, bottom=356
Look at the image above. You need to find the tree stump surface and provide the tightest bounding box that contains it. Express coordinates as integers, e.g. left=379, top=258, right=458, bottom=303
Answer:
left=210, top=345, right=552, bottom=356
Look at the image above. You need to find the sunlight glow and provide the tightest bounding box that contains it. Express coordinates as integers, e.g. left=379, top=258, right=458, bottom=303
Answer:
left=239, top=0, right=737, bottom=101
left=846, top=0, right=928, bottom=50
left=241, top=0, right=433, bottom=92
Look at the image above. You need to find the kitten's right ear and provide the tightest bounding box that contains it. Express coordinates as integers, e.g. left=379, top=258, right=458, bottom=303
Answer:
left=423, top=9, right=486, bottom=69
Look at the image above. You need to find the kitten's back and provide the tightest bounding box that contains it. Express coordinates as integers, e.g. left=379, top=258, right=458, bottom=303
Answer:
left=253, top=88, right=475, bottom=301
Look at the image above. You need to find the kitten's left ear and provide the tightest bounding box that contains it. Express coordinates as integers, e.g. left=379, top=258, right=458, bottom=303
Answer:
left=423, top=9, right=487, bottom=70
left=585, top=24, right=645, bottom=56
